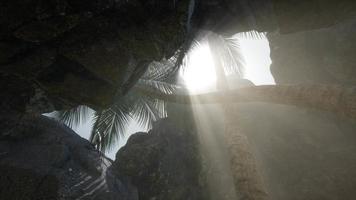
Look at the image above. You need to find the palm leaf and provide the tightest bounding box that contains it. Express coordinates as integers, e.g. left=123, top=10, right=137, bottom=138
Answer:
left=174, top=31, right=246, bottom=78
left=131, top=95, right=160, bottom=129
left=207, top=33, right=245, bottom=77
left=216, top=36, right=245, bottom=76
left=89, top=78, right=178, bottom=152
left=129, top=79, right=177, bottom=129
left=141, top=60, right=176, bottom=81
left=89, top=103, right=131, bottom=152
left=53, top=105, right=91, bottom=128
left=137, top=79, right=178, bottom=94
left=233, top=30, right=267, bottom=40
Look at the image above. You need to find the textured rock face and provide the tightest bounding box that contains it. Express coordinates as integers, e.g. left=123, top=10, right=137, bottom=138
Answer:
left=112, top=119, right=208, bottom=200
left=272, top=0, right=356, bottom=33
left=259, top=11, right=356, bottom=200
left=1, top=0, right=355, bottom=114
left=0, top=115, right=137, bottom=200
left=194, top=0, right=356, bottom=34
left=0, top=0, right=190, bottom=112
left=232, top=103, right=356, bottom=200
left=269, top=18, right=356, bottom=86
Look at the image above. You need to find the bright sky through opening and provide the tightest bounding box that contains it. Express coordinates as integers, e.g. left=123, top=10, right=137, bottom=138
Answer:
left=180, top=43, right=216, bottom=92
left=238, top=36, right=275, bottom=85
left=75, top=33, right=276, bottom=159
left=181, top=35, right=275, bottom=92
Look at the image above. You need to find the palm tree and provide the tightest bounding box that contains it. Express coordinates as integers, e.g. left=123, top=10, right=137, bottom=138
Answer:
left=54, top=31, right=249, bottom=152
left=208, top=32, right=269, bottom=199
left=54, top=59, right=180, bottom=152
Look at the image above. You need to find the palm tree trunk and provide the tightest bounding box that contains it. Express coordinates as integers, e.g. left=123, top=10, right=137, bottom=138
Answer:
left=136, top=84, right=356, bottom=121
left=224, top=120, right=269, bottom=200
left=209, top=35, right=269, bottom=200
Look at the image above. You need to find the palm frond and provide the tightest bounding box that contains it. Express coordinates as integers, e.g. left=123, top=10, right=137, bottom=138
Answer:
left=89, top=78, right=178, bottom=152
left=141, top=60, right=176, bottom=81
left=129, top=78, right=178, bottom=129
left=233, top=30, right=267, bottom=40
left=173, top=31, right=247, bottom=79
left=137, top=79, right=178, bottom=94
left=122, top=61, right=151, bottom=95
left=131, top=95, right=161, bottom=129
left=208, top=33, right=245, bottom=77
left=53, top=105, right=91, bottom=128
left=174, top=38, right=202, bottom=72
left=218, top=36, right=245, bottom=76
left=55, top=30, right=265, bottom=153
left=89, top=103, right=131, bottom=152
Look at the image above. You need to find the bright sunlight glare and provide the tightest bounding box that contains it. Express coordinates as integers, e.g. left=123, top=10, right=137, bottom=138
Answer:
left=181, top=33, right=275, bottom=92
left=180, top=43, right=217, bottom=92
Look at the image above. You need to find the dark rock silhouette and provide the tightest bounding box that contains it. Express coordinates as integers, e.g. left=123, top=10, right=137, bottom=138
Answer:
left=0, top=115, right=137, bottom=200
left=112, top=118, right=208, bottom=200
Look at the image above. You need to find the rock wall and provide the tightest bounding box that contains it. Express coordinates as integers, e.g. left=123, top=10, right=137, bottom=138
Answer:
left=271, top=0, right=356, bottom=33
left=231, top=103, right=356, bottom=200
left=0, top=115, right=137, bottom=200
left=0, top=115, right=210, bottom=200
left=269, top=18, right=356, bottom=86
left=2, top=0, right=356, bottom=114
left=0, top=0, right=190, bottom=112
left=1, top=1, right=356, bottom=200
left=112, top=118, right=208, bottom=200
left=259, top=12, right=356, bottom=200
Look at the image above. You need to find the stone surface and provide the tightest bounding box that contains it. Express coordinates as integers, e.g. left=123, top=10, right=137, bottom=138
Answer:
left=1, top=0, right=356, bottom=114
left=0, top=0, right=190, bottom=112
left=272, top=0, right=356, bottom=33
left=1, top=1, right=356, bottom=200
left=232, top=102, right=356, bottom=200
left=269, top=17, right=356, bottom=86
left=112, top=118, right=208, bottom=200
left=0, top=115, right=137, bottom=200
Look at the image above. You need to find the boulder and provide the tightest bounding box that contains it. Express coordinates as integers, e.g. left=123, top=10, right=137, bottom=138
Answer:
left=0, top=115, right=137, bottom=200
left=112, top=118, right=208, bottom=200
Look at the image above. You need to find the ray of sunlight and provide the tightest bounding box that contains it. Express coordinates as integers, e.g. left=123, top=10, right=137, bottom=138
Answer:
left=179, top=32, right=274, bottom=199
left=181, top=34, right=275, bottom=91
left=179, top=42, right=217, bottom=93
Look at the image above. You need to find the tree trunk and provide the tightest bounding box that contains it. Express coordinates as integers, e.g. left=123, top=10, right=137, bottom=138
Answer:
left=208, top=35, right=269, bottom=199
left=137, top=84, right=356, bottom=121
left=224, top=121, right=269, bottom=200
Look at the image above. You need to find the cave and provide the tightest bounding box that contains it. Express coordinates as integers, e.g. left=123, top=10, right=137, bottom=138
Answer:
left=1, top=1, right=356, bottom=200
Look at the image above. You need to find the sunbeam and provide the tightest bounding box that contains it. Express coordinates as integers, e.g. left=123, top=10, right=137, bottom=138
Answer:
left=178, top=31, right=274, bottom=199
left=180, top=42, right=217, bottom=92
